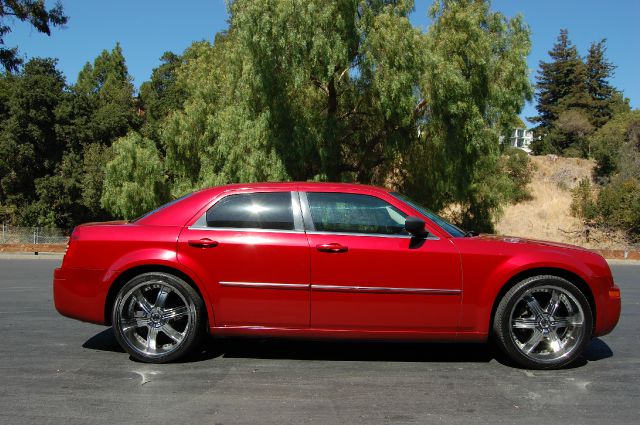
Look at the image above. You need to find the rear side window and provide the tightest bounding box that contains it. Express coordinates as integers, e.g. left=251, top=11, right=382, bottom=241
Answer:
left=306, top=192, right=407, bottom=235
left=206, top=192, right=294, bottom=230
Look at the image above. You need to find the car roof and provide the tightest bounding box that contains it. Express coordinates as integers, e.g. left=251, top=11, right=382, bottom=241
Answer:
left=194, top=182, right=392, bottom=196
left=137, top=182, right=395, bottom=227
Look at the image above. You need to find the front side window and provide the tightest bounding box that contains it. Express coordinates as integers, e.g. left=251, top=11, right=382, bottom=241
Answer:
left=206, top=192, right=294, bottom=230
left=391, top=192, right=465, bottom=237
left=306, top=192, right=407, bottom=235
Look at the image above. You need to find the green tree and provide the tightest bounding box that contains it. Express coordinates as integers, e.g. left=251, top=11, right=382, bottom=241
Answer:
left=404, top=0, right=532, bottom=231
left=572, top=110, right=640, bottom=241
left=590, top=110, right=640, bottom=179
left=139, top=51, right=187, bottom=142
left=585, top=40, right=624, bottom=129
left=0, top=58, right=66, bottom=221
left=72, top=43, right=139, bottom=146
left=531, top=29, right=584, bottom=133
left=101, top=132, right=168, bottom=219
left=0, top=0, right=68, bottom=72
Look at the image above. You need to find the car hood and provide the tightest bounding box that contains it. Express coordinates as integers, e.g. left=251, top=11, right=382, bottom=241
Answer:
left=472, top=234, right=594, bottom=253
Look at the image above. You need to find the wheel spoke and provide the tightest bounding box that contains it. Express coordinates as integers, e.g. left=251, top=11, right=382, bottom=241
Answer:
left=522, top=329, right=544, bottom=354
left=546, top=290, right=562, bottom=316
left=155, top=286, right=170, bottom=308
left=120, top=317, right=149, bottom=332
left=145, top=327, right=159, bottom=352
left=554, top=314, right=583, bottom=328
left=512, top=317, right=537, bottom=329
left=132, top=291, right=153, bottom=314
left=525, top=295, right=545, bottom=317
left=546, top=330, right=562, bottom=352
left=162, top=306, right=188, bottom=321
left=160, top=324, right=183, bottom=343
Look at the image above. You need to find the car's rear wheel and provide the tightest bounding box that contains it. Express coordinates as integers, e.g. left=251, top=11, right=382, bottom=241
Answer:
left=493, top=275, right=593, bottom=369
left=112, top=272, right=204, bottom=363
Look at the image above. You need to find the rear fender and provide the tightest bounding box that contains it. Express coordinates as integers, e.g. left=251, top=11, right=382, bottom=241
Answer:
left=102, top=248, right=215, bottom=327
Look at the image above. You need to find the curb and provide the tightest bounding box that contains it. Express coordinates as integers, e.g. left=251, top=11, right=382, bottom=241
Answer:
left=0, top=244, right=66, bottom=254
left=592, top=249, right=640, bottom=261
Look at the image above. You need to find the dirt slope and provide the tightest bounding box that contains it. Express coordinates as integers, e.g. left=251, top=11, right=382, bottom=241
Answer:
left=496, top=155, right=631, bottom=250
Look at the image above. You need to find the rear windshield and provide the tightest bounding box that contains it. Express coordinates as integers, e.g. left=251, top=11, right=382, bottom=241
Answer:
left=129, top=194, right=193, bottom=223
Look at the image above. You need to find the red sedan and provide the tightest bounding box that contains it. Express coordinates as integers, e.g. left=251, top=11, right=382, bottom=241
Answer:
left=53, top=183, right=621, bottom=369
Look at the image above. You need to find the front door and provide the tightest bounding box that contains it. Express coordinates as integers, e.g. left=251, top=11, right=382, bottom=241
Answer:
left=302, top=191, right=462, bottom=332
left=178, top=191, right=310, bottom=328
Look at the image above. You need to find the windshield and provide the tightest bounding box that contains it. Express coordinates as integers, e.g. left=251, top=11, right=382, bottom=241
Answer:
left=129, top=193, right=193, bottom=223
left=390, top=192, right=466, bottom=237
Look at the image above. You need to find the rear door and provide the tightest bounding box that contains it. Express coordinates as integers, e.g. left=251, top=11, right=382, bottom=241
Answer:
left=302, top=191, right=462, bottom=332
left=178, top=190, right=310, bottom=328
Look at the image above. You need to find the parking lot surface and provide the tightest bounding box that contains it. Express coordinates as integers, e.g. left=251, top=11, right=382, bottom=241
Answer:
left=0, top=257, right=638, bottom=424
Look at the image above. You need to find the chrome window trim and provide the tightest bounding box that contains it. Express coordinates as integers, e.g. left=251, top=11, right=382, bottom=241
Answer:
left=220, top=281, right=309, bottom=290
left=190, top=190, right=299, bottom=232
left=311, top=284, right=460, bottom=295
left=188, top=226, right=305, bottom=234
left=306, top=230, right=439, bottom=240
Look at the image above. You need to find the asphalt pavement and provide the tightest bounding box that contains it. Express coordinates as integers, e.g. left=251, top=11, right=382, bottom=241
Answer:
left=0, top=257, right=638, bottom=424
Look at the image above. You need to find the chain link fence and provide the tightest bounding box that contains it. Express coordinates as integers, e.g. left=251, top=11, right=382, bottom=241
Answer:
left=0, top=225, right=71, bottom=244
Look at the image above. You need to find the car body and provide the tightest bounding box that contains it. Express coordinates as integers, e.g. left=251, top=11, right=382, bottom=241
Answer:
left=53, top=182, right=621, bottom=368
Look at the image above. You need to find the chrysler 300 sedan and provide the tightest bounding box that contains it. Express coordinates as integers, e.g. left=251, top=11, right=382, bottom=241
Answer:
left=53, top=183, right=621, bottom=369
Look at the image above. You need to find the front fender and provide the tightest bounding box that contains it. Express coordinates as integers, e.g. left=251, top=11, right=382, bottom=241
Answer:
left=458, top=247, right=596, bottom=336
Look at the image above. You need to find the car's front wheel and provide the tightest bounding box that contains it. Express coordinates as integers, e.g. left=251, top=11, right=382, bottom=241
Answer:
left=493, top=275, right=593, bottom=369
left=112, top=272, right=205, bottom=363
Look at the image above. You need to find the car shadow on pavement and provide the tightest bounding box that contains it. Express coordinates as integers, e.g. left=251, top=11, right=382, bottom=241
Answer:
left=82, top=328, right=613, bottom=367
left=82, top=327, right=125, bottom=353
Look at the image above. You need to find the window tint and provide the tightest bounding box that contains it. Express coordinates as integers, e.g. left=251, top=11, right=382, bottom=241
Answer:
left=206, top=192, right=294, bottom=230
left=390, top=192, right=465, bottom=237
left=306, top=192, right=407, bottom=235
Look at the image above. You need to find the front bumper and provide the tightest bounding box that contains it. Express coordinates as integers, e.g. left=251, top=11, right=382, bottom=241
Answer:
left=593, top=280, right=621, bottom=337
left=53, top=267, right=108, bottom=325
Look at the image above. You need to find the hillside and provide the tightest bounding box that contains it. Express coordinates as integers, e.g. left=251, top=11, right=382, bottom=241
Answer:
left=496, top=155, right=633, bottom=250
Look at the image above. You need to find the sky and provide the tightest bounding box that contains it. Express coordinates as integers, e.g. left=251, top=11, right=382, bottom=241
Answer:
left=6, top=0, right=640, bottom=126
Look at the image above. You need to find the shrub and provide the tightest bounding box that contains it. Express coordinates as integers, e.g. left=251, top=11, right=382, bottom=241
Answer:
left=597, top=177, right=640, bottom=238
left=570, top=178, right=598, bottom=221
left=500, top=147, right=534, bottom=203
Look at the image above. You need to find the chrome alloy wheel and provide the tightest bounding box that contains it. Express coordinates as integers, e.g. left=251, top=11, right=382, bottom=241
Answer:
left=509, top=285, right=585, bottom=363
left=116, top=280, right=196, bottom=358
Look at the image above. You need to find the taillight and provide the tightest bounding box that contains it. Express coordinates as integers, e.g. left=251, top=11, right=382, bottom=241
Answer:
left=62, top=227, right=79, bottom=266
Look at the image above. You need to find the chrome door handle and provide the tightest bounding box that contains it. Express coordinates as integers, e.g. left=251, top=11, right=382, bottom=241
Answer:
left=188, top=238, right=219, bottom=248
left=316, top=243, right=348, bottom=253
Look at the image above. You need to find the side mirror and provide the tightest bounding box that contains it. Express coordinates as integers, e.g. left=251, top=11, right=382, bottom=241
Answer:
left=405, top=216, right=428, bottom=237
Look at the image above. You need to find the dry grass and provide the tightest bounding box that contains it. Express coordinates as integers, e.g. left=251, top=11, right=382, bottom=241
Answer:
left=496, top=155, right=632, bottom=250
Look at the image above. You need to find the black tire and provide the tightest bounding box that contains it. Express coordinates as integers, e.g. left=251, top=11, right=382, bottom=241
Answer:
left=492, top=275, right=593, bottom=370
left=112, top=272, right=205, bottom=363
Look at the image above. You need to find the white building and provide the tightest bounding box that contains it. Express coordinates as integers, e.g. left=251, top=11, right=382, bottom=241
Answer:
left=508, top=128, right=534, bottom=153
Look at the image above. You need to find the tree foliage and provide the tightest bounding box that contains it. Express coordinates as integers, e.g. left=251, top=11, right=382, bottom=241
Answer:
left=572, top=111, right=640, bottom=241
left=2, top=1, right=535, bottom=234
left=101, top=132, right=167, bottom=219
left=531, top=30, right=629, bottom=157
left=0, top=58, right=66, bottom=214
left=404, top=0, right=532, bottom=230
left=0, top=0, right=68, bottom=72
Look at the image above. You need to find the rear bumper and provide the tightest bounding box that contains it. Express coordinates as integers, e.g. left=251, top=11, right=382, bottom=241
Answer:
left=53, top=267, right=108, bottom=325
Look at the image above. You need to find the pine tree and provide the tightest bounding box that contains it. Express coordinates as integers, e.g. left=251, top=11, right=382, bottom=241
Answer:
left=531, top=29, right=585, bottom=132
left=585, top=40, right=616, bottom=128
